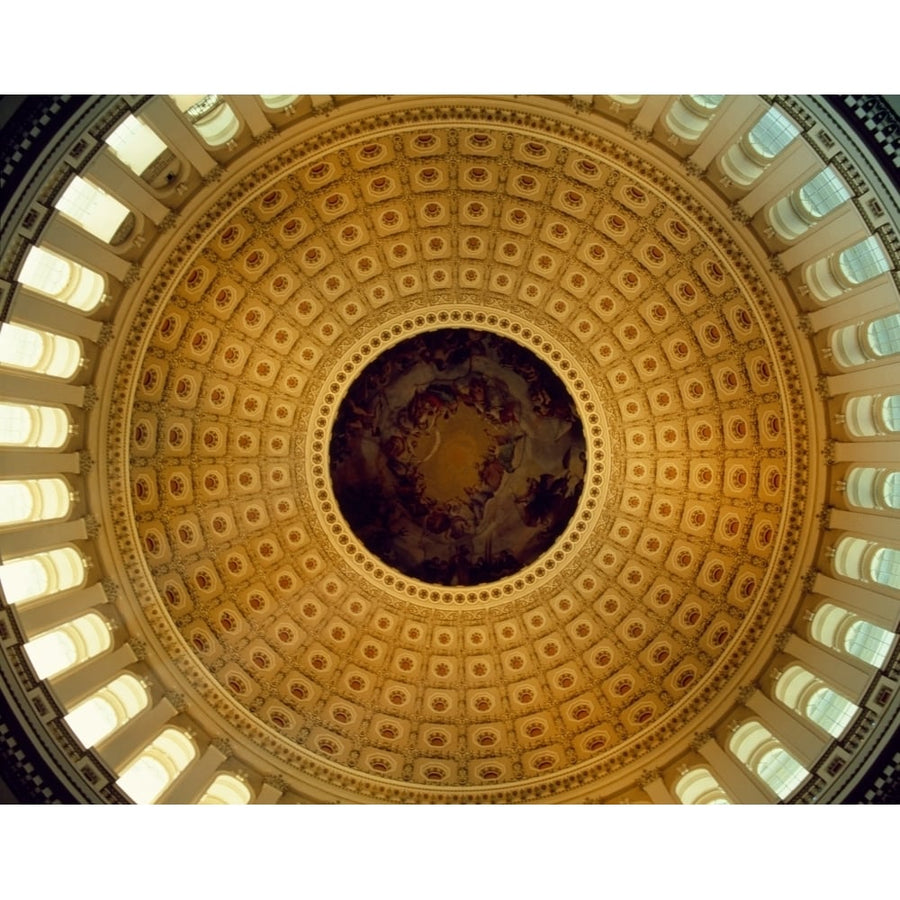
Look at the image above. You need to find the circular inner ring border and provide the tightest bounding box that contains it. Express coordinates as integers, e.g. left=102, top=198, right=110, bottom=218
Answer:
left=303, top=303, right=612, bottom=607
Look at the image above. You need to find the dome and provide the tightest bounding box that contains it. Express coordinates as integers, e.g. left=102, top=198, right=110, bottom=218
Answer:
left=1, top=93, right=898, bottom=808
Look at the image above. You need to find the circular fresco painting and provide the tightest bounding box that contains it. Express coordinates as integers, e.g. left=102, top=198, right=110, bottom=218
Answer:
left=329, top=329, right=586, bottom=585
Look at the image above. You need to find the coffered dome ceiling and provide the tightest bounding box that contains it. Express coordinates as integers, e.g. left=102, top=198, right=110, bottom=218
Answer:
left=2, top=94, right=898, bottom=804
left=104, top=98, right=811, bottom=800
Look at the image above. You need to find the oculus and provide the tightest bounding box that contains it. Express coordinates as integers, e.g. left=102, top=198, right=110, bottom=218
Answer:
left=329, top=329, right=586, bottom=585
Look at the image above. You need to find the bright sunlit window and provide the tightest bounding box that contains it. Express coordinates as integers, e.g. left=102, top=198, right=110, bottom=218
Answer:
left=839, top=236, right=891, bottom=285
left=0, top=478, right=71, bottom=528
left=797, top=167, right=851, bottom=219
left=845, top=619, right=894, bottom=667
left=748, top=107, right=800, bottom=159
left=0, top=401, right=70, bottom=448
left=730, top=720, right=809, bottom=800
left=674, top=767, right=731, bottom=804
left=0, top=546, right=85, bottom=605
left=105, top=115, right=168, bottom=176
left=64, top=673, right=149, bottom=748
left=868, top=314, right=900, bottom=358
left=775, top=664, right=858, bottom=739
left=171, top=95, right=240, bottom=148
left=23, top=612, right=111, bottom=680
left=55, top=175, right=131, bottom=244
left=806, top=687, right=857, bottom=737
left=116, top=727, right=197, bottom=804
left=199, top=773, right=252, bottom=804
left=871, top=547, right=900, bottom=589
left=17, top=245, right=105, bottom=311
left=0, top=321, right=81, bottom=378
left=757, top=747, right=808, bottom=798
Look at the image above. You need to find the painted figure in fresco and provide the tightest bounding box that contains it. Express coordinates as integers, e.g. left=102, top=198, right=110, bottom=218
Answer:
left=514, top=473, right=577, bottom=529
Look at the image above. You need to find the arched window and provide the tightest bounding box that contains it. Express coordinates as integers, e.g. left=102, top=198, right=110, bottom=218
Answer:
left=768, top=167, right=851, bottom=240
left=721, top=107, right=800, bottom=186
left=23, top=611, right=111, bottom=680
left=871, top=546, right=900, bottom=589
left=774, top=664, right=858, bottom=738
left=665, top=95, right=724, bottom=142
left=807, top=236, right=892, bottom=302
left=116, top=727, right=197, bottom=804
left=674, top=767, right=731, bottom=804
left=171, top=95, right=241, bottom=148
left=747, top=107, right=801, bottom=159
left=833, top=535, right=870, bottom=583
left=845, top=619, right=895, bottom=667
left=0, top=477, right=71, bottom=528
left=691, top=95, right=725, bottom=110
left=839, top=236, right=891, bottom=286
left=105, top=114, right=168, bottom=177
left=831, top=314, right=900, bottom=368
left=810, top=602, right=895, bottom=668
left=842, top=394, right=900, bottom=437
left=883, top=395, right=900, bottom=431
left=0, top=401, right=71, bottom=448
left=199, top=772, right=253, bottom=804
left=799, top=168, right=852, bottom=220
left=17, top=245, right=105, bottom=312
left=63, top=672, right=149, bottom=748
left=0, top=322, right=81, bottom=379
left=55, top=175, right=133, bottom=245
left=260, top=95, right=299, bottom=111
left=0, top=546, right=85, bottom=605
left=833, top=535, right=900, bottom=591
left=845, top=466, right=900, bottom=510
left=867, top=314, right=900, bottom=358
left=806, top=686, right=857, bottom=736
left=885, top=471, right=900, bottom=505
left=729, top=720, right=809, bottom=799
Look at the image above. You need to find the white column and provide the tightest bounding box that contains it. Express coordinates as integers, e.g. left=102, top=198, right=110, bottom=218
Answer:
left=15, top=583, right=109, bottom=636
left=746, top=689, right=825, bottom=768
left=96, top=696, right=178, bottom=773
left=784, top=634, right=872, bottom=699
left=160, top=744, right=228, bottom=804
left=781, top=206, right=868, bottom=273
left=253, top=782, right=284, bottom=804
left=689, top=96, right=768, bottom=170
left=0, top=450, right=81, bottom=478
left=0, top=371, right=86, bottom=408
left=40, top=216, right=132, bottom=282
left=738, top=140, right=822, bottom=216
left=808, top=281, right=897, bottom=333
left=642, top=775, right=676, bottom=804
left=828, top=358, right=900, bottom=397
left=50, top=643, right=138, bottom=708
left=226, top=96, right=272, bottom=138
left=814, top=573, right=900, bottom=629
left=139, top=97, right=218, bottom=177
left=830, top=508, right=900, bottom=542
left=834, top=440, right=900, bottom=465
left=697, top=736, right=771, bottom=804
left=633, top=96, right=672, bottom=132
left=86, top=150, right=169, bottom=224
left=9, top=289, right=105, bottom=342
left=0, top=519, right=89, bottom=559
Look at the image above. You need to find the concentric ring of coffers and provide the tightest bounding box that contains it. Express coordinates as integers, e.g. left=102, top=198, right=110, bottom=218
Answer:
left=116, top=107, right=803, bottom=796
